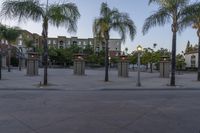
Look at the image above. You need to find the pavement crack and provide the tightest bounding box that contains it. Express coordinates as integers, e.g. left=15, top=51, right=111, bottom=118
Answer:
left=114, top=96, right=176, bottom=133
left=8, top=114, right=39, bottom=133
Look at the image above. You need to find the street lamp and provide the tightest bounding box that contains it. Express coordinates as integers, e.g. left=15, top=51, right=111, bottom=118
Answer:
left=136, top=45, right=143, bottom=87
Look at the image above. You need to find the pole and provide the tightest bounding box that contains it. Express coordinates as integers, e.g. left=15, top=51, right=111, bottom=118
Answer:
left=137, top=52, right=141, bottom=86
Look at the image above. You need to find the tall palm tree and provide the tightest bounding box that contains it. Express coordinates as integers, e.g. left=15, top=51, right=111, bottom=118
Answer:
left=1, top=0, right=80, bottom=85
left=180, top=2, right=200, bottom=81
left=3, top=27, right=20, bottom=72
left=0, top=24, right=7, bottom=80
left=93, top=2, right=136, bottom=82
left=142, top=0, right=190, bottom=86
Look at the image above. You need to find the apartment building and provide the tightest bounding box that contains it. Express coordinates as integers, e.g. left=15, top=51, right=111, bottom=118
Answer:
left=15, top=30, right=122, bottom=57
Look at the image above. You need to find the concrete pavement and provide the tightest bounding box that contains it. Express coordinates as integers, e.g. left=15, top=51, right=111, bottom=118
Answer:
left=0, top=68, right=199, bottom=90
left=0, top=90, right=200, bottom=133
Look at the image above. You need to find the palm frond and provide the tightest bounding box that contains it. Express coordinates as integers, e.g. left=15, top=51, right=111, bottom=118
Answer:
left=179, top=2, right=200, bottom=32
left=142, top=7, right=170, bottom=35
left=111, top=12, right=136, bottom=41
left=48, top=2, right=80, bottom=33
left=1, top=0, right=44, bottom=22
left=93, top=3, right=136, bottom=43
left=100, top=2, right=111, bottom=17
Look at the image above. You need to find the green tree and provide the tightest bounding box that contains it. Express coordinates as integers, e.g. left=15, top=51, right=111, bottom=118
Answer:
left=142, top=0, right=191, bottom=86
left=180, top=2, right=200, bottom=80
left=176, top=54, right=186, bottom=71
left=1, top=0, right=80, bottom=85
left=141, top=48, right=156, bottom=72
left=83, top=44, right=94, bottom=55
left=128, top=53, right=137, bottom=65
left=3, top=27, right=20, bottom=72
left=93, top=2, right=136, bottom=82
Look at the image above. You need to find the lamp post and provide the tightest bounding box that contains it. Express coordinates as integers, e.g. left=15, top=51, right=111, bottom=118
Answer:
left=136, top=45, right=143, bottom=87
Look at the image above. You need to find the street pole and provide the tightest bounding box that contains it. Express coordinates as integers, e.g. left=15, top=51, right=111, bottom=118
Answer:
left=136, top=52, right=141, bottom=87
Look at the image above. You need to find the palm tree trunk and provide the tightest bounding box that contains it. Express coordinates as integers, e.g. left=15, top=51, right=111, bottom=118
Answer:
left=0, top=53, right=2, bottom=80
left=105, top=39, right=109, bottom=82
left=42, top=17, right=48, bottom=85
left=197, top=30, right=200, bottom=81
left=8, top=48, right=11, bottom=72
left=170, top=31, right=176, bottom=86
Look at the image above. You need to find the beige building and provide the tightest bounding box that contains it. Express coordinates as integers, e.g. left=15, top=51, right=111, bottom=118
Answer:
left=15, top=30, right=122, bottom=57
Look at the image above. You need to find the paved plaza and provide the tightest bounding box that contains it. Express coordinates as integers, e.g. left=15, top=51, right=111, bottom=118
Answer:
left=0, top=68, right=200, bottom=133
left=0, top=68, right=199, bottom=90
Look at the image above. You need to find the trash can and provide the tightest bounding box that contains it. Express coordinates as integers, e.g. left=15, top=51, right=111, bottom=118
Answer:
left=73, top=54, right=85, bottom=75
left=27, top=52, right=39, bottom=76
left=118, top=55, right=129, bottom=77
left=160, top=56, right=170, bottom=78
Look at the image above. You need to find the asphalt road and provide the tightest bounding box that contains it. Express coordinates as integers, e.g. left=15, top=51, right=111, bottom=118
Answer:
left=0, top=89, right=200, bottom=133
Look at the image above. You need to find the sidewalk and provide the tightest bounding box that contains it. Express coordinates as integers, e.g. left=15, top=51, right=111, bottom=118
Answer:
left=0, top=68, right=199, bottom=90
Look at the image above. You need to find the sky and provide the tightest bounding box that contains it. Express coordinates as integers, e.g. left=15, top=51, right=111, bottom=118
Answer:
left=0, top=0, right=199, bottom=53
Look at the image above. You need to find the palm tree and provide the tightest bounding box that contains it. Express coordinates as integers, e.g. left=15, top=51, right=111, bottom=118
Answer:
left=142, top=0, right=190, bottom=86
left=0, top=24, right=7, bottom=80
left=1, top=0, right=80, bottom=85
left=93, top=2, right=136, bottom=82
left=3, top=27, right=20, bottom=72
left=180, top=2, right=200, bottom=81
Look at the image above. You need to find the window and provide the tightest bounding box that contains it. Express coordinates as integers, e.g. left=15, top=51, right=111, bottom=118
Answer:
left=59, top=41, right=64, bottom=49
left=73, top=41, right=77, bottom=45
left=48, top=40, right=51, bottom=44
left=53, top=40, right=56, bottom=44
left=19, top=40, right=22, bottom=46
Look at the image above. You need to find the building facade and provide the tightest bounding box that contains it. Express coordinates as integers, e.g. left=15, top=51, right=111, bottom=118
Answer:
left=15, top=30, right=122, bottom=57
left=1, top=30, right=122, bottom=67
left=185, top=52, right=198, bottom=68
left=184, top=41, right=198, bottom=69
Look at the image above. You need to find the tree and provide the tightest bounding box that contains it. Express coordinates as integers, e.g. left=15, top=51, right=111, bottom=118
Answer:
left=176, top=54, right=186, bottom=71
left=22, top=34, right=35, bottom=52
left=142, top=0, right=191, bottom=86
left=180, top=2, right=200, bottom=80
left=0, top=24, right=7, bottom=80
left=3, top=27, right=20, bottom=72
left=93, top=2, right=136, bottom=82
left=141, top=48, right=156, bottom=72
left=1, top=0, right=80, bottom=85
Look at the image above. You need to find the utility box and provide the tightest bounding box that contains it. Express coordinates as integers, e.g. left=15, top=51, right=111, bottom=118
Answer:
left=73, top=54, right=85, bottom=75
left=27, top=52, right=39, bottom=76
left=160, top=56, right=170, bottom=78
left=118, top=55, right=129, bottom=77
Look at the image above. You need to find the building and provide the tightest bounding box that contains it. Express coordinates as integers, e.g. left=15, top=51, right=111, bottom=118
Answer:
left=1, top=29, right=122, bottom=68
left=185, top=52, right=198, bottom=68
left=184, top=41, right=198, bottom=69
left=15, top=30, right=122, bottom=57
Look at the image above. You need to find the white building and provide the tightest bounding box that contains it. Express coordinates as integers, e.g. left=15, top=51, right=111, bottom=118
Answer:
left=185, top=52, right=198, bottom=68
